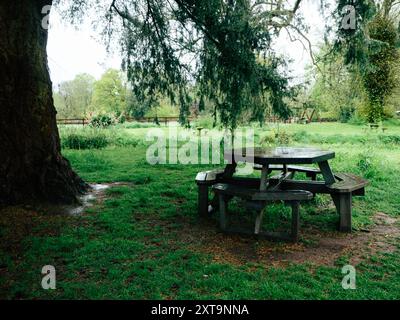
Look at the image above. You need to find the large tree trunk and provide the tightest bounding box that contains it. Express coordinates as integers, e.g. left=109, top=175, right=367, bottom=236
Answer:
left=0, top=0, right=88, bottom=205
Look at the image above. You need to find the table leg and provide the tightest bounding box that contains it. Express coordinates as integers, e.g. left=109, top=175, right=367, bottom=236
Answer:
left=318, top=161, right=336, bottom=185
left=254, top=164, right=270, bottom=234
left=291, top=201, right=300, bottom=242
left=332, top=193, right=352, bottom=233
left=219, top=195, right=228, bottom=231
left=198, top=184, right=210, bottom=218
left=223, top=163, right=237, bottom=179
left=210, top=163, right=238, bottom=212
left=260, top=164, right=269, bottom=191
left=254, top=211, right=264, bottom=235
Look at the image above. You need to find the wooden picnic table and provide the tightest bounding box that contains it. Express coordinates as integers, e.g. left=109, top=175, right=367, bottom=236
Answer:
left=224, top=147, right=336, bottom=186
left=196, top=147, right=369, bottom=240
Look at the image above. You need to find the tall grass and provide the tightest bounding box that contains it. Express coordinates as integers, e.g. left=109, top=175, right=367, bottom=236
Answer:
left=59, top=126, right=143, bottom=149
left=117, top=122, right=159, bottom=129
left=61, top=128, right=108, bottom=150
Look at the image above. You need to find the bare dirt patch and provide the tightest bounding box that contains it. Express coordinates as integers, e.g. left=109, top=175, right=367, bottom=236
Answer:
left=185, top=212, right=400, bottom=267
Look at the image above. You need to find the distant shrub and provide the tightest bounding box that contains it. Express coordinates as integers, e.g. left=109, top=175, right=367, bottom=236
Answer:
left=338, top=106, right=356, bottom=123
left=60, top=126, right=144, bottom=149
left=62, top=132, right=108, bottom=150
left=194, top=115, right=216, bottom=130
left=117, top=114, right=126, bottom=124
left=89, top=115, right=115, bottom=128
left=379, top=135, right=400, bottom=145
left=259, top=133, right=275, bottom=146
left=347, top=114, right=366, bottom=125
left=274, top=130, right=292, bottom=145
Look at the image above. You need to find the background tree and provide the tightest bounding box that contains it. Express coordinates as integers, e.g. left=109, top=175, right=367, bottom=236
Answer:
left=386, top=54, right=400, bottom=114
left=54, top=73, right=95, bottom=118
left=334, top=0, right=400, bottom=123
left=90, top=68, right=126, bottom=115
left=308, top=45, right=365, bottom=122
left=362, top=12, right=399, bottom=122
left=125, top=90, right=149, bottom=120
left=58, top=0, right=310, bottom=130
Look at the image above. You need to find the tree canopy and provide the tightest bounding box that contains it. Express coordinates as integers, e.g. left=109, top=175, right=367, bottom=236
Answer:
left=54, top=73, right=95, bottom=118
left=334, top=0, right=400, bottom=122
left=54, top=0, right=400, bottom=126
left=56, top=0, right=312, bottom=129
left=91, top=68, right=126, bottom=115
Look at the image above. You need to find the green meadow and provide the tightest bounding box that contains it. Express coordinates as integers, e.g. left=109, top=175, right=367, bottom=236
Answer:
left=1, top=121, right=400, bottom=299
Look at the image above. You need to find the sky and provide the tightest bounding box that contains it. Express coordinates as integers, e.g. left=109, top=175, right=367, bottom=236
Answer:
left=47, top=0, right=331, bottom=86
left=47, top=11, right=122, bottom=86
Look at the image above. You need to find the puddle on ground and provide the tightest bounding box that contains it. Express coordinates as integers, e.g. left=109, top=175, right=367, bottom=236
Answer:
left=39, top=182, right=132, bottom=216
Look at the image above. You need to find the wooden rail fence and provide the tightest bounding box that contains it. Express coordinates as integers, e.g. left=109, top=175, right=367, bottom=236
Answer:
left=56, top=118, right=89, bottom=126
left=56, top=116, right=196, bottom=126
left=132, top=116, right=196, bottom=125
left=57, top=116, right=334, bottom=126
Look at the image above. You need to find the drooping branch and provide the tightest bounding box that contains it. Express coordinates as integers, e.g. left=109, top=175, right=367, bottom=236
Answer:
left=173, top=0, right=222, bottom=48
left=110, top=0, right=143, bottom=28
left=253, top=0, right=304, bottom=31
left=285, top=24, right=321, bottom=73
left=72, top=0, right=308, bottom=128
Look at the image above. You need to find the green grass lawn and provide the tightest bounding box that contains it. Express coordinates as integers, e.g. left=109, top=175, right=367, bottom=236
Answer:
left=1, top=121, right=400, bottom=299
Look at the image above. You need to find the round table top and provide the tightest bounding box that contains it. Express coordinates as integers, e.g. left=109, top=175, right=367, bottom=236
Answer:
left=224, top=147, right=335, bottom=165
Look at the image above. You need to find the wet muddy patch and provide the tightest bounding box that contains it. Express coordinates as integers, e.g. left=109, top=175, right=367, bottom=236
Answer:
left=38, top=182, right=134, bottom=216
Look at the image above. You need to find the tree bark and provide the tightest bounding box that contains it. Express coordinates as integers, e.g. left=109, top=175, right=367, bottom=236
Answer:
left=0, top=0, right=88, bottom=205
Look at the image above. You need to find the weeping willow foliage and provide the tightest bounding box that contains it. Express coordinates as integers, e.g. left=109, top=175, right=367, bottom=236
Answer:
left=57, top=0, right=305, bottom=129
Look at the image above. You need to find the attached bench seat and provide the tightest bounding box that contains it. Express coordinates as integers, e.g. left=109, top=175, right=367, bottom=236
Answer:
left=195, top=169, right=225, bottom=217
left=254, top=164, right=321, bottom=180
left=329, top=173, right=369, bottom=232
left=212, top=183, right=313, bottom=242
left=195, top=169, right=225, bottom=185
left=328, top=173, right=369, bottom=194
left=279, top=172, right=369, bottom=232
left=212, top=183, right=313, bottom=201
